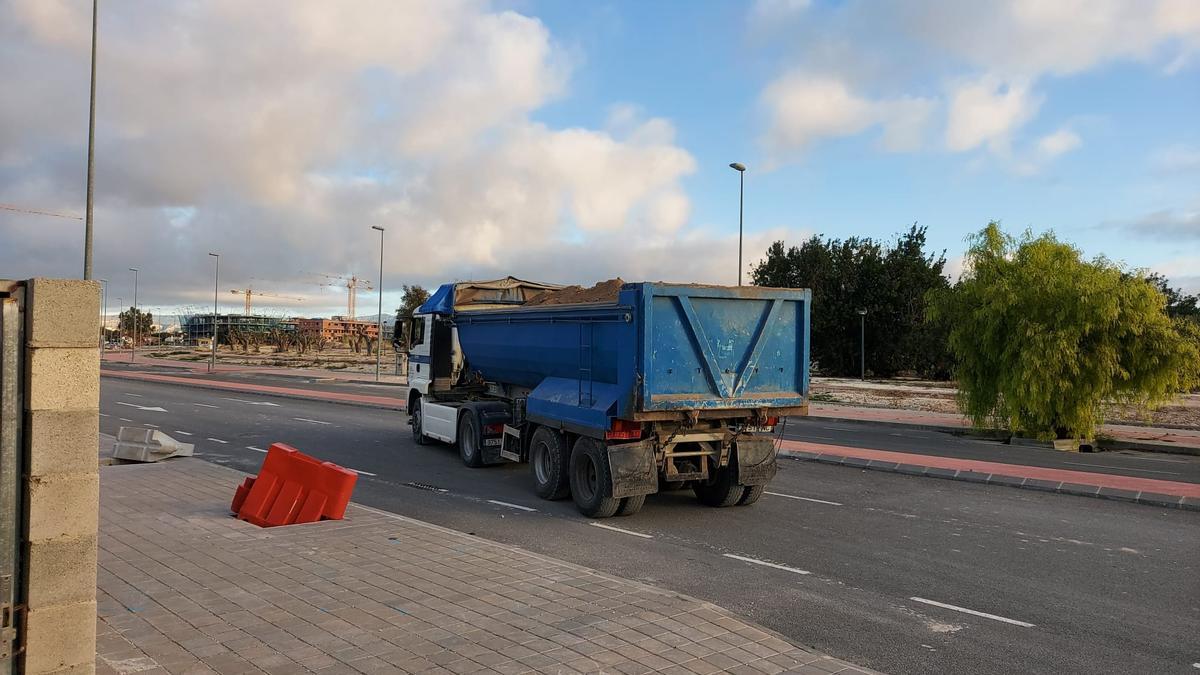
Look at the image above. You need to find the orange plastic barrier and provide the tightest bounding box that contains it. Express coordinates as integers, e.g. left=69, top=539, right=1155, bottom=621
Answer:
left=230, top=443, right=358, bottom=527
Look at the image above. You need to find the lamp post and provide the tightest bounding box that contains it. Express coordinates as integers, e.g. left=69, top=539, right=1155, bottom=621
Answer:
left=371, top=226, right=385, bottom=382
left=729, top=162, right=746, bottom=286
left=115, top=296, right=122, bottom=349
left=129, top=267, right=138, bottom=362
left=98, top=278, right=107, bottom=349
left=208, top=253, right=219, bottom=372
left=83, top=0, right=98, bottom=279
left=857, top=308, right=867, bottom=381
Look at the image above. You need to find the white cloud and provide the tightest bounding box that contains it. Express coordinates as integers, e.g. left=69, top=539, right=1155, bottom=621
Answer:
left=0, top=0, right=707, bottom=309
left=1035, top=128, right=1082, bottom=159
left=944, top=76, right=1042, bottom=153
left=761, top=72, right=934, bottom=156
left=1152, top=255, right=1200, bottom=293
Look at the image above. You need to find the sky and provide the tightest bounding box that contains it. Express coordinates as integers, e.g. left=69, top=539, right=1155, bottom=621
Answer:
left=1, top=0, right=1197, bottom=320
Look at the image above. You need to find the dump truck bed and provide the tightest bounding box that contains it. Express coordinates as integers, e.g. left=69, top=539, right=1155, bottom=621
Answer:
left=449, top=282, right=810, bottom=430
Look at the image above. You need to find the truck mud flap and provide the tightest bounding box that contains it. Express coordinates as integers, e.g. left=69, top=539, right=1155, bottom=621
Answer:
left=606, top=439, right=658, bottom=498
left=735, top=437, right=778, bottom=486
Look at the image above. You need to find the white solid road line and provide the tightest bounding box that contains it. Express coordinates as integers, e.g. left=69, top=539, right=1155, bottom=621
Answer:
left=206, top=438, right=228, bottom=444
left=246, top=446, right=267, bottom=453
left=589, top=522, right=653, bottom=539
left=174, top=431, right=193, bottom=436
left=293, top=417, right=332, bottom=425
left=723, top=553, right=811, bottom=575
left=765, top=491, right=843, bottom=506
left=222, top=397, right=281, bottom=407
left=909, top=597, right=1035, bottom=628
left=487, top=499, right=537, bottom=512
left=194, top=403, right=219, bottom=408
left=124, top=393, right=143, bottom=397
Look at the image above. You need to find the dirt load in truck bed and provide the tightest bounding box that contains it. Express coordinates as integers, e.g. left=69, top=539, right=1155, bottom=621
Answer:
left=523, top=278, right=625, bottom=306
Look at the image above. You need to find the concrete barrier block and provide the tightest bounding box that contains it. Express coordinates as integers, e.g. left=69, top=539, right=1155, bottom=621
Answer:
left=27, top=409, right=100, bottom=476
left=25, top=347, right=100, bottom=411
left=112, top=427, right=194, bottom=463
left=25, top=534, right=98, bottom=608
left=23, top=599, right=97, bottom=674
left=26, top=278, right=101, bottom=348
left=27, top=473, right=99, bottom=542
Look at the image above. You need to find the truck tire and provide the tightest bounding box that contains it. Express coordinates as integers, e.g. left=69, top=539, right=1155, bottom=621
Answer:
left=694, top=467, right=743, bottom=507
left=615, top=494, right=645, bottom=517
left=569, top=437, right=621, bottom=518
left=737, top=484, right=765, bottom=506
left=530, top=427, right=571, bottom=500
left=410, top=396, right=429, bottom=446
left=458, top=411, right=484, bottom=468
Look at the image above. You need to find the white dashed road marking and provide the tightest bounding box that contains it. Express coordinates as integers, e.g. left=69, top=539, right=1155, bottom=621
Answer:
left=123, top=393, right=143, bottom=397
left=118, top=418, right=133, bottom=422
left=348, top=468, right=377, bottom=477
left=174, top=431, right=193, bottom=436
left=765, top=491, right=843, bottom=506
left=206, top=438, right=228, bottom=444
left=246, top=446, right=267, bottom=453
left=910, top=597, right=1035, bottom=628
left=194, top=403, right=219, bottom=408
left=99, top=413, right=109, bottom=417
left=116, top=401, right=167, bottom=412
left=589, top=522, right=652, bottom=539
left=293, top=417, right=332, bottom=425
left=723, top=553, right=811, bottom=575
left=144, top=424, right=159, bottom=428
left=487, top=499, right=537, bottom=512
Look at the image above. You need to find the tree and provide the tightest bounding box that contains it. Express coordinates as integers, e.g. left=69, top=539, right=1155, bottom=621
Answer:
left=118, top=308, right=153, bottom=342
left=928, top=223, right=1200, bottom=440
left=1144, top=273, right=1199, bottom=320
left=752, top=225, right=951, bottom=378
left=393, top=284, right=431, bottom=350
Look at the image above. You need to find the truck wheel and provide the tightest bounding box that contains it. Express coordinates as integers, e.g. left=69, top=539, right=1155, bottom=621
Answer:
left=530, top=427, right=571, bottom=500
left=615, top=494, right=645, bottom=517
left=694, top=468, right=743, bottom=507
left=410, top=397, right=429, bottom=445
left=569, top=438, right=621, bottom=518
left=458, top=411, right=484, bottom=468
left=737, top=484, right=765, bottom=506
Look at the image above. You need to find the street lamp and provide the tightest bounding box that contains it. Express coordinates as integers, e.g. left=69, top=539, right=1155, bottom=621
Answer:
left=83, top=0, right=98, bottom=280
left=208, top=253, right=219, bottom=372
left=371, top=226, right=385, bottom=382
left=129, top=267, right=138, bottom=362
left=115, top=296, right=122, bottom=349
left=729, top=162, right=746, bottom=286
left=98, top=278, right=107, bottom=349
left=857, top=308, right=867, bottom=381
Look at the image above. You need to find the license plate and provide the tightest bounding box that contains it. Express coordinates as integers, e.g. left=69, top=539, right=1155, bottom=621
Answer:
left=743, top=425, right=774, bottom=433
left=484, top=438, right=502, bottom=446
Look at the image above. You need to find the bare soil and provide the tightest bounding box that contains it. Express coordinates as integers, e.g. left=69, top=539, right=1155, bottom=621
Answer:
left=146, top=346, right=390, bottom=373
left=812, top=377, right=1200, bottom=428
left=524, top=278, right=625, bottom=306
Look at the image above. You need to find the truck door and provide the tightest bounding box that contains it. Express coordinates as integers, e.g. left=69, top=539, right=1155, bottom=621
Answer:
left=407, top=314, right=431, bottom=393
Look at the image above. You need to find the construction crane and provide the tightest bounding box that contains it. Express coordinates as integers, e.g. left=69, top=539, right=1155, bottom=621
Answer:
left=228, top=287, right=304, bottom=314
left=314, top=274, right=374, bottom=319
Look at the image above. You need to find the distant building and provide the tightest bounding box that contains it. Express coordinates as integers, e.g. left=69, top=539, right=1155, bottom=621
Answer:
left=180, top=314, right=293, bottom=344
left=295, top=317, right=379, bottom=341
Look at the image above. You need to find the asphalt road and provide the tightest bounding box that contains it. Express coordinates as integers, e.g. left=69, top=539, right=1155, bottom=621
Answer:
left=100, top=377, right=1200, bottom=675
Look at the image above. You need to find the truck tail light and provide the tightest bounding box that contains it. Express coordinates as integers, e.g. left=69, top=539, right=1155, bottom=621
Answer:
left=484, top=423, right=504, bottom=435
left=605, top=418, right=641, bottom=441
left=764, top=416, right=779, bottom=427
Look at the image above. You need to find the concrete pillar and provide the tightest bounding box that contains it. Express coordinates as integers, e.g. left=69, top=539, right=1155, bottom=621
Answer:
left=22, top=279, right=100, bottom=674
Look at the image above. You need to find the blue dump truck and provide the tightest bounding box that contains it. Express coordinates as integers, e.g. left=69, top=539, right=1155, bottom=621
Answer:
left=399, top=277, right=811, bottom=518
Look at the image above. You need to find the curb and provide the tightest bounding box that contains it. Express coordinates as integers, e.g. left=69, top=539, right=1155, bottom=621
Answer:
left=800, top=414, right=1200, bottom=456
left=100, top=370, right=407, bottom=412
left=778, top=448, right=1200, bottom=512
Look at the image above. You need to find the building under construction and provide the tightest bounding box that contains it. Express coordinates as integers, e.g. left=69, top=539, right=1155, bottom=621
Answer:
left=180, top=314, right=294, bottom=344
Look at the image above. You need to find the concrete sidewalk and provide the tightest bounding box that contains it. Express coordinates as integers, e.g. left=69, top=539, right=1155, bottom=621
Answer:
left=95, top=458, right=879, bottom=675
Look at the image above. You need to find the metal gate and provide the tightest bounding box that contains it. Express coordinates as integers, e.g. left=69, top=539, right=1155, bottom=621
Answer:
left=0, top=281, right=25, bottom=671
